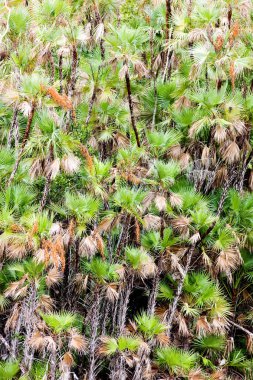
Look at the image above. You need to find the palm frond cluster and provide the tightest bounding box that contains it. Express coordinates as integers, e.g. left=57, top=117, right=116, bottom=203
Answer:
left=1, top=0, right=253, bottom=379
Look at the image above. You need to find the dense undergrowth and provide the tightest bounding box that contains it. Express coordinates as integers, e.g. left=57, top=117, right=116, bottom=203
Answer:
left=1, top=0, right=253, bottom=379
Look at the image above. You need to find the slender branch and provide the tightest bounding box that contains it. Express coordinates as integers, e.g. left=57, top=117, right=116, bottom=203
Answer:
left=229, top=320, right=253, bottom=336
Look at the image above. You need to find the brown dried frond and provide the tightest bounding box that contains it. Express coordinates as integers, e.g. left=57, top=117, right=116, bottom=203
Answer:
left=38, top=294, right=54, bottom=312
left=229, top=62, right=235, bottom=90
left=79, top=235, right=97, bottom=257
left=216, top=247, right=242, bottom=278
left=121, top=172, right=141, bottom=185
left=174, top=96, right=191, bottom=110
left=155, top=306, right=168, bottom=318
left=154, top=194, right=167, bottom=212
left=10, top=224, right=24, bottom=233
left=69, top=330, right=87, bottom=353
left=45, top=158, right=61, bottom=180
left=134, top=218, right=140, bottom=245
left=68, top=219, right=76, bottom=242
left=60, top=352, right=74, bottom=371
left=231, top=22, right=240, bottom=38
left=114, top=132, right=129, bottom=148
left=210, top=369, right=226, bottom=380
left=246, top=334, right=253, bottom=354
left=214, top=35, right=224, bottom=51
left=46, top=267, right=63, bottom=287
left=4, top=276, right=27, bottom=298
left=201, top=146, right=210, bottom=168
left=126, top=320, right=137, bottom=333
left=189, top=369, right=206, bottom=380
left=80, top=144, right=94, bottom=173
left=229, top=22, right=240, bottom=45
left=134, top=60, right=149, bottom=78
left=61, top=154, right=81, bottom=174
left=214, top=125, right=227, bottom=144
left=179, top=152, right=191, bottom=169
left=74, top=273, right=89, bottom=293
left=94, top=233, right=105, bottom=259
left=214, top=166, right=228, bottom=188
left=105, top=284, right=119, bottom=303
left=140, top=256, right=157, bottom=278
left=43, top=86, right=73, bottom=110
left=231, top=120, right=246, bottom=136
left=196, top=316, right=210, bottom=337
left=249, top=170, right=253, bottom=191
left=223, top=141, right=240, bottom=163
left=142, top=192, right=156, bottom=212
left=15, top=285, right=28, bottom=298
left=189, top=232, right=200, bottom=244
left=29, top=332, right=47, bottom=351
left=44, top=336, right=57, bottom=352
left=143, top=214, right=161, bottom=231
left=171, top=216, right=190, bottom=236
left=156, top=332, right=169, bottom=346
left=211, top=317, right=229, bottom=335
left=5, top=304, right=20, bottom=331
left=202, top=249, right=212, bottom=271
left=225, top=336, right=234, bottom=356
left=169, top=192, right=182, bottom=208
left=6, top=242, right=27, bottom=260
left=31, top=221, right=39, bottom=235
left=178, top=314, right=190, bottom=337
left=96, top=216, right=115, bottom=233
left=98, top=336, right=115, bottom=356
left=42, top=237, right=65, bottom=271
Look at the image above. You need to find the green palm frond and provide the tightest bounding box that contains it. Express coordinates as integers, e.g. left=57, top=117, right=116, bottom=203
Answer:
left=135, top=312, right=166, bottom=338
left=156, top=347, right=197, bottom=375
left=193, top=334, right=226, bottom=356
left=40, top=312, right=82, bottom=334
left=0, top=361, right=20, bottom=380
left=83, top=258, right=119, bottom=283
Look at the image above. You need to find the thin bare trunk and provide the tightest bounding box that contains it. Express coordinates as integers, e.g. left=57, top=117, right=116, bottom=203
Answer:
left=7, top=103, right=36, bottom=187
left=88, top=288, right=101, bottom=380
left=7, top=108, right=18, bottom=148
left=40, top=175, right=51, bottom=211
left=49, top=349, right=57, bottom=380
left=40, top=144, right=54, bottom=211
left=151, top=77, right=158, bottom=130
left=125, top=67, right=141, bottom=147
left=110, top=355, right=127, bottom=380
left=48, top=50, right=55, bottom=84
left=68, top=45, right=78, bottom=99
left=116, top=214, right=131, bottom=257
left=114, top=274, right=134, bottom=336
left=59, top=53, right=63, bottom=93
left=165, top=0, right=171, bottom=41
left=85, top=67, right=100, bottom=126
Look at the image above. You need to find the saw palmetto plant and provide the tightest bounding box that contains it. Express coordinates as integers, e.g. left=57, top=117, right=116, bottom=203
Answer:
left=1, top=0, right=253, bottom=379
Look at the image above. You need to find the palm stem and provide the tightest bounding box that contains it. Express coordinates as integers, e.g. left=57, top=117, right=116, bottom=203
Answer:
left=125, top=66, right=141, bottom=147
left=7, top=102, right=36, bottom=187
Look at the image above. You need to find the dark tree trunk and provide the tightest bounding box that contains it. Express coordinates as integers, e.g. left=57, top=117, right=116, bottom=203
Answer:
left=59, top=53, right=63, bottom=93
left=69, top=45, right=78, bottom=98
left=125, top=67, right=141, bottom=147
left=165, top=0, right=171, bottom=41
